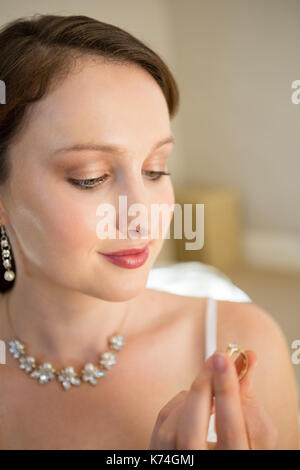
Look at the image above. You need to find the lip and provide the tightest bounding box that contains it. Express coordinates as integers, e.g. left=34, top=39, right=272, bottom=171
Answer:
left=99, top=241, right=151, bottom=256
left=98, top=241, right=151, bottom=269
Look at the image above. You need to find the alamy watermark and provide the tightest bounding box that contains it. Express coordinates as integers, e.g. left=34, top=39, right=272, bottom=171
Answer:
left=0, top=79, right=6, bottom=104
left=291, top=80, right=300, bottom=104
left=291, top=340, right=300, bottom=365
left=94, top=196, right=204, bottom=250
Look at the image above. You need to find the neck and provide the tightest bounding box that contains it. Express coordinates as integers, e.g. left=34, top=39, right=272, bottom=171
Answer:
left=2, top=274, right=139, bottom=368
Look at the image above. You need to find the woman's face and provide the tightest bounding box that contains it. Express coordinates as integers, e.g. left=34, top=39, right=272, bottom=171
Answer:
left=2, top=57, right=175, bottom=301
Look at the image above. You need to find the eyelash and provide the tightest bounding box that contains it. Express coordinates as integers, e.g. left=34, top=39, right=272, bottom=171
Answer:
left=68, top=170, right=171, bottom=190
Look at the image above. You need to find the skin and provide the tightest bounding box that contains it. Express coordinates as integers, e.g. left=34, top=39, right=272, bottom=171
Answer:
left=0, top=56, right=175, bottom=360
left=149, top=302, right=300, bottom=450
left=149, top=350, right=277, bottom=450
left=0, top=56, right=298, bottom=449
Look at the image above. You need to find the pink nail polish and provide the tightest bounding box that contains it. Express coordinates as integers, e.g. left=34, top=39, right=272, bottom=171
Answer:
left=213, top=353, right=227, bottom=373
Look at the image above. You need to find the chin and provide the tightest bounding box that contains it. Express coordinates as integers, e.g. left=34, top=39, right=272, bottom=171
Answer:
left=81, top=273, right=149, bottom=302
left=97, top=285, right=146, bottom=303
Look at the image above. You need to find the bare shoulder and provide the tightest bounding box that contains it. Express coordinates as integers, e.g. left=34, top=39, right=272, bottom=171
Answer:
left=215, top=299, right=287, bottom=351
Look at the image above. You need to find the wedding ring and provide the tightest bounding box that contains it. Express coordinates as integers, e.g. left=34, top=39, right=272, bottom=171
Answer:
left=225, top=343, right=248, bottom=380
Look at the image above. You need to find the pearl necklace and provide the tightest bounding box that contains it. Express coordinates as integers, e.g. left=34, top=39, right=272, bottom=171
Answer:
left=5, top=293, right=131, bottom=390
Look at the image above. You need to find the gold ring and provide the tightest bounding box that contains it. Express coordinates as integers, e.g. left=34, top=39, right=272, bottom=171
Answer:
left=225, top=343, right=248, bottom=380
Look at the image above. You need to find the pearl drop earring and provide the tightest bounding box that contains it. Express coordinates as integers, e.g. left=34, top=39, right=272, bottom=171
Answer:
left=0, top=225, right=15, bottom=281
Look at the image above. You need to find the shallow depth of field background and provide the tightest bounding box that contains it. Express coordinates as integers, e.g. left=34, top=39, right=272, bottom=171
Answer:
left=1, top=0, right=300, bottom=405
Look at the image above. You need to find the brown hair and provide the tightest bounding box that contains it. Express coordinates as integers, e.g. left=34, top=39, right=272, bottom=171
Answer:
left=0, top=13, right=180, bottom=292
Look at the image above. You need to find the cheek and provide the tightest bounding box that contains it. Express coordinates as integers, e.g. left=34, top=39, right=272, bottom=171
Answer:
left=50, top=199, right=97, bottom=249
left=151, top=180, right=174, bottom=206
left=156, top=181, right=175, bottom=217
left=149, top=182, right=175, bottom=238
left=11, top=185, right=97, bottom=266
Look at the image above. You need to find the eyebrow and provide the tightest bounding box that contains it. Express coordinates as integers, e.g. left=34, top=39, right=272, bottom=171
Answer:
left=52, top=135, right=175, bottom=156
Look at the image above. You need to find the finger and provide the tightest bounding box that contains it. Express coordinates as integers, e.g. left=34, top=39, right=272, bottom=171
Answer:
left=212, top=351, right=249, bottom=449
left=155, top=392, right=188, bottom=450
left=148, top=390, right=187, bottom=450
left=238, top=351, right=278, bottom=450
left=208, top=349, right=257, bottom=415
left=209, top=349, right=278, bottom=449
left=200, top=355, right=218, bottom=416
left=176, top=365, right=214, bottom=449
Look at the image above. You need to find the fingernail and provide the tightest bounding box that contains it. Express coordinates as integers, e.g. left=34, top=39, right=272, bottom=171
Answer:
left=213, top=353, right=227, bottom=373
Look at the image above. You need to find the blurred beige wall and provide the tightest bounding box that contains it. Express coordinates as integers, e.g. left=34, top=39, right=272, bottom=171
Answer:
left=170, top=0, right=300, bottom=271
left=0, top=0, right=299, bottom=270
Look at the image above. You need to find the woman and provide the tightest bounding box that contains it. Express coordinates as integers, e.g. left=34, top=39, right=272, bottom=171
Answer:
left=0, top=14, right=298, bottom=450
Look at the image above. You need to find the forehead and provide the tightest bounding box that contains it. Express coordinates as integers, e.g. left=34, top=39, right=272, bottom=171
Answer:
left=17, top=58, right=171, bottom=154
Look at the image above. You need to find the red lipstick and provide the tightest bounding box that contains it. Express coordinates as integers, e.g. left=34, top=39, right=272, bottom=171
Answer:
left=99, top=242, right=151, bottom=269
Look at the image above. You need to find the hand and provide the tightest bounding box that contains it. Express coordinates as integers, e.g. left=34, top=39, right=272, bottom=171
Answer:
left=148, top=349, right=278, bottom=449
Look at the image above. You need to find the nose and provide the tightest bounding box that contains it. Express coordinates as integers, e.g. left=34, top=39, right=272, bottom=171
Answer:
left=116, top=179, right=151, bottom=241
left=128, top=224, right=148, bottom=241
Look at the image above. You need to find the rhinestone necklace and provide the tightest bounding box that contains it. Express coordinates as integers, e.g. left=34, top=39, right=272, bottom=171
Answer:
left=5, top=293, right=131, bottom=390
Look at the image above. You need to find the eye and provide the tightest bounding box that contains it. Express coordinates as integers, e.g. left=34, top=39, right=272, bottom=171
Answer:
left=68, top=170, right=171, bottom=191
left=142, top=170, right=171, bottom=181
left=68, top=174, right=109, bottom=190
